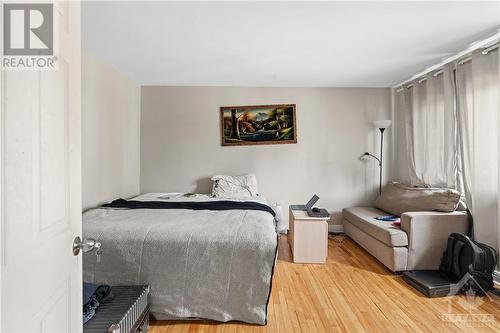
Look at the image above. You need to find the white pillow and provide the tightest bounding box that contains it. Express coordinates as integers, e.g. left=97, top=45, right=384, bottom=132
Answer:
left=211, top=174, right=259, bottom=198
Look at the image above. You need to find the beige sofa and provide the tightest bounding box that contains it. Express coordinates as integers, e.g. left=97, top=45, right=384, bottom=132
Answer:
left=343, top=207, right=469, bottom=272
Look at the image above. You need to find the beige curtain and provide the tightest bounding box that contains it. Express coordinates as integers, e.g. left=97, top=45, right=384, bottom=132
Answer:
left=392, top=88, right=412, bottom=183
left=394, top=65, right=458, bottom=189
left=455, top=49, right=499, bottom=250
left=394, top=48, right=500, bottom=255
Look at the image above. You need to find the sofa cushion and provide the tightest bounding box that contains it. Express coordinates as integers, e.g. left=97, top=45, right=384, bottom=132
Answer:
left=342, top=207, right=408, bottom=247
left=344, top=220, right=408, bottom=271
left=374, top=182, right=461, bottom=216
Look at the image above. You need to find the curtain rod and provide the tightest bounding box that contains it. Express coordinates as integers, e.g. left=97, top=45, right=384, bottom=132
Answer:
left=393, top=31, right=500, bottom=89
left=395, top=42, right=498, bottom=91
left=456, top=43, right=499, bottom=66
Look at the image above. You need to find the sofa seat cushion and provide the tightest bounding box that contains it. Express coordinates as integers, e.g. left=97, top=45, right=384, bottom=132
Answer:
left=343, top=207, right=408, bottom=247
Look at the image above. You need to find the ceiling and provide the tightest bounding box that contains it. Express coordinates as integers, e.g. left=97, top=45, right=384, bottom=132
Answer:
left=82, top=1, right=500, bottom=87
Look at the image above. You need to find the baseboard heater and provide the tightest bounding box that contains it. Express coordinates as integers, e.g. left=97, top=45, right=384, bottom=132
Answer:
left=83, top=285, right=150, bottom=333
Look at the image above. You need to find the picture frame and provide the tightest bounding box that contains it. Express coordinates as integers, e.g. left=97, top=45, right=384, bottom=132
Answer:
left=220, top=104, right=297, bottom=146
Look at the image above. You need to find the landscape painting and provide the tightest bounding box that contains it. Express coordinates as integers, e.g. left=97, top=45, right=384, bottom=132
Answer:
left=220, top=104, right=297, bottom=146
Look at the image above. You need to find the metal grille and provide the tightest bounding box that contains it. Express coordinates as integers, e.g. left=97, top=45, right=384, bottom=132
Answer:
left=83, top=285, right=150, bottom=333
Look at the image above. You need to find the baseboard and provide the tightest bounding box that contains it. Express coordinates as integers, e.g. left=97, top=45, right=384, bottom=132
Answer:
left=494, top=270, right=500, bottom=286
left=329, top=224, right=344, bottom=234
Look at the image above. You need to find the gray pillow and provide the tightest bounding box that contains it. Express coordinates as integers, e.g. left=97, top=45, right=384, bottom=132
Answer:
left=374, top=182, right=461, bottom=216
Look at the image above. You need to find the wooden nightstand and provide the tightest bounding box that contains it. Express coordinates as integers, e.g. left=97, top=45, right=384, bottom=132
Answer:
left=289, top=207, right=329, bottom=263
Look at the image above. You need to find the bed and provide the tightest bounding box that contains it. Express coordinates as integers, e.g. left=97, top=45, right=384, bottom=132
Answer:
left=82, top=193, right=278, bottom=325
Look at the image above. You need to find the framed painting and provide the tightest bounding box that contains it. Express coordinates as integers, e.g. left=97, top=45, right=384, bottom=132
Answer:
left=220, top=104, right=297, bottom=146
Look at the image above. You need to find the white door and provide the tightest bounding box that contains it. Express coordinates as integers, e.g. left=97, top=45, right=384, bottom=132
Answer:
left=1, top=1, right=82, bottom=332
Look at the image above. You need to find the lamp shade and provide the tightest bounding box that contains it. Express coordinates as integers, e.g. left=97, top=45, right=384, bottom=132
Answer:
left=373, top=120, right=392, bottom=129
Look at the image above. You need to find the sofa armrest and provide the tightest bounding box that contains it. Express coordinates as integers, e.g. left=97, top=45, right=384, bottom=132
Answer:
left=400, top=211, right=469, bottom=270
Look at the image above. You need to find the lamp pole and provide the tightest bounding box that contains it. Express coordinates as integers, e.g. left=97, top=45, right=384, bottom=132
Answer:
left=363, top=120, right=391, bottom=195
left=378, top=127, right=385, bottom=195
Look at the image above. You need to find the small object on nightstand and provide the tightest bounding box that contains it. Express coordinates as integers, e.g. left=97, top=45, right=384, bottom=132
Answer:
left=290, top=195, right=319, bottom=211
left=289, top=206, right=329, bottom=264
left=308, top=206, right=329, bottom=218
left=290, top=194, right=330, bottom=218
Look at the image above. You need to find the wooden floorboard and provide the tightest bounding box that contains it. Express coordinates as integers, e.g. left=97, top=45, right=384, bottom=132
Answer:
left=149, top=235, right=500, bottom=333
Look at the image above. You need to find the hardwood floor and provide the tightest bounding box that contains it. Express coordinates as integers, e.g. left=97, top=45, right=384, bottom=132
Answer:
left=149, top=235, right=500, bottom=333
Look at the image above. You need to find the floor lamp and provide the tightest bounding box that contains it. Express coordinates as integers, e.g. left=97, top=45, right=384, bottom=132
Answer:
left=363, top=120, right=392, bottom=194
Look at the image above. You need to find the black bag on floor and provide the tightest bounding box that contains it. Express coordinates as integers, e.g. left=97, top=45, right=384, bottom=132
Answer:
left=439, top=233, right=497, bottom=293
left=403, top=233, right=497, bottom=297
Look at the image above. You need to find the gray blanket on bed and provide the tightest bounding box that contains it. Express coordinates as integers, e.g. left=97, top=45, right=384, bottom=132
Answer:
left=83, top=193, right=278, bottom=325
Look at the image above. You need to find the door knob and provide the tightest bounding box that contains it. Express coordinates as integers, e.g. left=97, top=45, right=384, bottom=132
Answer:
left=73, top=236, right=101, bottom=256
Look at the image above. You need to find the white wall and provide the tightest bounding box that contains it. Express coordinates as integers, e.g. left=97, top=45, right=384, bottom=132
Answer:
left=82, top=51, right=141, bottom=210
left=141, top=86, right=391, bottom=227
